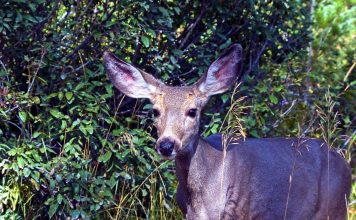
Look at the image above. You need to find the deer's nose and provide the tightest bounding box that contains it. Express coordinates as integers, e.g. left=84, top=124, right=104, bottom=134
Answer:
left=158, top=139, right=175, bottom=156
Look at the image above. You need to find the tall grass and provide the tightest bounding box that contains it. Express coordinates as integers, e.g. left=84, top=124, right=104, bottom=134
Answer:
left=315, top=91, right=355, bottom=219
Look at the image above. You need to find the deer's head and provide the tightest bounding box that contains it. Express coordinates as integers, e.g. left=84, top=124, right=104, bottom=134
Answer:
left=103, top=44, right=243, bottom=159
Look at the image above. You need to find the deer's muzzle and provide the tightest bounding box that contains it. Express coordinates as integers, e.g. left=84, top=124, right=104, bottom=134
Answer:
left=156, top=138, right=176, bottom=157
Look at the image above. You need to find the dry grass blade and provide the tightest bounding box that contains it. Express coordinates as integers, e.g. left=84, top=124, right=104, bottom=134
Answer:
left=219, top=83, right=249, bottom=141
left=218, top=83, right=249, bottom=220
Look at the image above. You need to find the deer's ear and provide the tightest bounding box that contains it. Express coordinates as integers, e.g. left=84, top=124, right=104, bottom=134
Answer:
left=103, top=51, right=161, bottom=99
left=196, top=44, right=243, bottom=96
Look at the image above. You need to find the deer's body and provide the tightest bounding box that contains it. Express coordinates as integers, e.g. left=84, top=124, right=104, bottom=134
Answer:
left=103, top=44, right=351, bottom=220
left=176, top=135, right=351, bottom=219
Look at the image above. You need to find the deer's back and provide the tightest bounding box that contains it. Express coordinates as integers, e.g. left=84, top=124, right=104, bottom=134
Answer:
left=198, top=134, right=351, bottom=220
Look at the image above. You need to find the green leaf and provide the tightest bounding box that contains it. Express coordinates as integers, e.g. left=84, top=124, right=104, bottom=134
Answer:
left=269, top=95, right=278, bottom=104
left=86, top=125, right=94, bottom=135
left=71, top=210, right=81, bottom=219
left=250, top=130, right=260, bottom=138
left=142, top=189, right=148, bottom=196
left=119, top=171, right=131, bottom=180
left=79, top=124, right=87, bottom=135
left=274, top=85, right=284, bottom=92
left=50, top=109, right=62, bottom=119
left=8, top=149, right=17, bottom=156
left=170, top=56, right=177, bottom=64
left=15, top=13, right=23, bottom=22
left=174, top=7, right=181, bottom=14
left=141, top=35, right=150, bottom=47
left=61, top=120, right=67, bottom=130
left=99, top=189, right=113, bottom=198
left=23, top=167, right=31, bottom=177
left=17, top=157, right=25, bottom=169
left=57, top=194, right=63, bottom=205
left=221, top=94, right=229, bottom=103
left=33, top=153, right=41, bottom=162
left=111, top=129, right=123, bottom=136
left=158, top=7, right=169, bottom=16
left=48, top=203, right=58, bottom=218
left=58, top=91, right=63, bottom=100
left=29, top=3, right=36, bottom=12
left=19, top=111, right=27, bottom=122
left=98, top=151, right=112, bottom=163
left=72, top=119, right=81, bottom=128
left=65, top=92, right=73, bottom=100
left=33, top=96, right=40, bottom=104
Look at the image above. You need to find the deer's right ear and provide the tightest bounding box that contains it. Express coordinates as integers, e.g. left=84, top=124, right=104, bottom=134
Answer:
left=103, top=51, right=161, bottom=99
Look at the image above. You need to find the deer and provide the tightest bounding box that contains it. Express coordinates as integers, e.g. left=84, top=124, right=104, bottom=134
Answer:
left=103, top=44, right=351, bottom=220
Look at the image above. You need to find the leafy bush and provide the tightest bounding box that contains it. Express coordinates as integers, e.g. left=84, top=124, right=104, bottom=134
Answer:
left=0, top=0, right=354, bottom=219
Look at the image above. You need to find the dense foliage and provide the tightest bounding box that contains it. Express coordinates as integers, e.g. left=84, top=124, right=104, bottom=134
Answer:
left=0, top=0, right=354, bottom=219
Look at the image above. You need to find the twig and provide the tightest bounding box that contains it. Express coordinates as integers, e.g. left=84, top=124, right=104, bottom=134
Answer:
left=343, top=62, right=355, bottom=82
left=342, top=130, right=355, bottom=148
left=28, top=0, right=61, bottom=40
left=272, top=100, right=297, bottom=128
left=0, top=57, right=10, bottom=83
left=300, top=113, right=318, bottom=137
left=4, top=105, right=19, bottom=114
left=27, top=48, right=46, bottom=94
left=132, top=34, right=142, bottom=65
left=77, top=0, right=94, bottom=22
left=245, top=39, right=268, bottom=76
left=38, top=0, right=61, bottom=26
left=168, top=67, right=197, bottom=83
left=4, top=119, right=23, bottom=132
left=180, top=67, right=197, bottom=77
left=73, top=60, right=92, bottom=72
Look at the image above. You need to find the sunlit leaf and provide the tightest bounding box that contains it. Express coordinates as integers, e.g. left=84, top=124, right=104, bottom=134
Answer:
left=98, top=151, right=112, bottom=163
left=141, top=35, right=150, bottom=47
left=19, top=111, right=27, bottom=122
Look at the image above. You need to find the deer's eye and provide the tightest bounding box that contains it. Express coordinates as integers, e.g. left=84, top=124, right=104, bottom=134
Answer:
left=187, top=108, right=197, bottom=118
left=152, top=109, right=160, bottom=118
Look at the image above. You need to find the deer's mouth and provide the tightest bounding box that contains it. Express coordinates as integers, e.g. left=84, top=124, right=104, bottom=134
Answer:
left=157, top=150, right=177, bottom=160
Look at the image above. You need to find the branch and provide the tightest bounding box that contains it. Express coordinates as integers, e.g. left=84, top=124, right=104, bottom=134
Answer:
left=77, top=0, right=94, bottom=23
left=64, top=35, right=94, bottom=59
left=62, top=60, right=92, bottom=76
left=178, top=3, right=209, bottom=50
left=245, top=39, right=269, bottom=76
left=0, top=57, right=9, bottom=83
left=33, top=0, right=61, bottom=35
left=27, top=48, right=46, bottom=94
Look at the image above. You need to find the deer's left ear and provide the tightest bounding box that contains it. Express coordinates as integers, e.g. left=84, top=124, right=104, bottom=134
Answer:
left=195, top=44, right=243, bottom=96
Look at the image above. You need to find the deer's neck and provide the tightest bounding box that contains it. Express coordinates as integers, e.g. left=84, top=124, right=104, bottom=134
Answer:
left=175, top=136, right=209, bottom=197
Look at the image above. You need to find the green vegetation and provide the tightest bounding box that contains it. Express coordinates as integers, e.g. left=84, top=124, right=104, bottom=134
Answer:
left=0, top=0, right=354, bottom=219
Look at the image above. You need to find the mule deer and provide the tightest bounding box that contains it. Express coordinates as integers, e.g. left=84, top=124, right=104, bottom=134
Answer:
left=103, top=44, right=351, bottom=220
